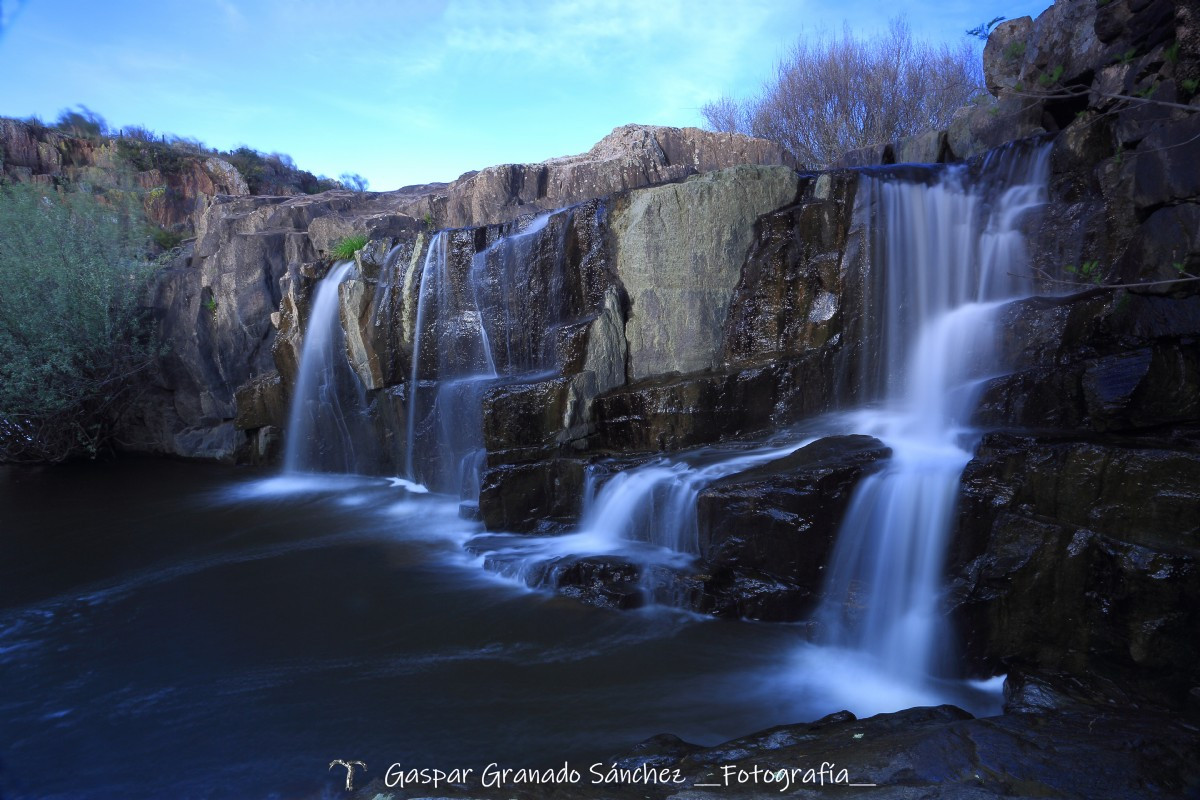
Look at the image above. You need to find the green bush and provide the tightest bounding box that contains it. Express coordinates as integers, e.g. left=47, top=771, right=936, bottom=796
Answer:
left=329, top=235, right=368, bottom=261
left=54, top=105, right=108, bottom=139
left=150, top=226, right=185, bottom=251
left=0, top=183, right=160, bottom=462
left=115, top=138, right=189, bottom=174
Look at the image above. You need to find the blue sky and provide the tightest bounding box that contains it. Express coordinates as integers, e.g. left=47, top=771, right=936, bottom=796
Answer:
left=0, top=0, right=1053, bottom=190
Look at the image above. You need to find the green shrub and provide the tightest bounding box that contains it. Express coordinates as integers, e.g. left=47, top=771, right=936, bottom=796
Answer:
left=54, top=105, right=108, bottom=138
left=0, top=184, right=160, bottom=461
left=150, top=226, right=185, bottom=251
left=115, top=138, right=189, bottom=174
left=329, top=235, right=368, bottom=261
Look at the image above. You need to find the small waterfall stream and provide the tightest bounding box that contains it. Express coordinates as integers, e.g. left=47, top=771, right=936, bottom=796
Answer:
left=816, top=145, right=1050, bottom=685
left=282, top=261, right=374, bottom=474
left=404, top=213, right=565, bottom=498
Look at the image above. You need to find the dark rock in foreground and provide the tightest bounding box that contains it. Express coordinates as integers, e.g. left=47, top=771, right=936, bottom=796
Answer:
left=353, top=695, right=1200, bottom=799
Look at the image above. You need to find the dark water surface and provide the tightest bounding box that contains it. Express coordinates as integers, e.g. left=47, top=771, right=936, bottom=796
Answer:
left=0, top=459, right=821, bottom=800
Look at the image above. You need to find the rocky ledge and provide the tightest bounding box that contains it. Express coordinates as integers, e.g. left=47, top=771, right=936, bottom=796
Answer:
left=351, top=673, right=1200, bottom=799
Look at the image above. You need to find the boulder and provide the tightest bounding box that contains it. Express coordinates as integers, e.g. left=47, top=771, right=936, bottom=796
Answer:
left=477, top=457, right=587, bottom=533
left=983, top=16, right=1034, bottom=96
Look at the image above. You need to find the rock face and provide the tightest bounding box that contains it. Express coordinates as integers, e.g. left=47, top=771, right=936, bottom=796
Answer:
left=115, top=125, right=796, bottom=461
left=432, top=125, right=799, bottom=229
left=120, top=191, right=418, bottom=459
left=951, top=433, right=1200, bottom=707
left=610, top=165, right=800, bottom=380
left=691, top=435, right=891, bottom=619
left=0, top=118, right=251, bottom=235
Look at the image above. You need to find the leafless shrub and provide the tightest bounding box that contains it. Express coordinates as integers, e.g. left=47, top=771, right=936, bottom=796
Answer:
left=703, top=19, right=983, bottom=168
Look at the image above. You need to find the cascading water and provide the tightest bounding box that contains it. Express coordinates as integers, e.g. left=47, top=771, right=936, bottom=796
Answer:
left=816, top=143, right=1051, bottom=686
left=470, top=440, right=809, bottom=598
left=404, top=213, right=567, bottom=498
left=279, top=139, right=1049, bottom=715
left=282, top=261, right=375, bottom=474
left=472, top=142, right=1051, bottom=716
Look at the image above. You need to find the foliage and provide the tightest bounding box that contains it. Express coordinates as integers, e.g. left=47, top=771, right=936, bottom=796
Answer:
left=1038, top=64, right=1065, bottom=87
left=223, top=147, right=340, bottom=195
left=54, top=105, right=109, bottom=138
left=1065, top=259, right=1102, bottom=285
left=339, top=173, right=370, bottom=192
left=150, top=226, right=185, bottom=251
left=701, top=18, right=983, bottom=168
left=33, top=106, right=346, bottom=198
left=120, top=124, right=158, bottom=142
left=0, top=183, right=160, bottom=462
left=966, top=16, right=1005, bottom=41
left=329, top=235, right=368, bottom=261
left=115, top=138, right=190, bottom=173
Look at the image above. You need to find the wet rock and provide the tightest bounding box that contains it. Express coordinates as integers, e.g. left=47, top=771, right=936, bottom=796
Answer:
left=1115, top=113, right=1200, bottom=213
left=722, top=171, right=856, bottom=364
left=478, top=458, right=586, bottom=533
left=977, top=290, right=1200, bottom=432
left=233, top=371, right=286, bottom=431
left=482, top=379, right=574, bottom=456
left=480, top=553, right=645, bottom=610
left=653, top=566, right=816, bottom=622
left=589, top=352, right=836, bottom=455
left=950, top=432, right=1200, bottom=707
left=693, top=436, right=891, bottom=619
left=1115, top=204, right=1200, bottom=286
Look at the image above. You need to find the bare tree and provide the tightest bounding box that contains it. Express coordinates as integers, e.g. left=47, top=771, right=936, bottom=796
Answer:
left=703, top=19, right=983, bottom=168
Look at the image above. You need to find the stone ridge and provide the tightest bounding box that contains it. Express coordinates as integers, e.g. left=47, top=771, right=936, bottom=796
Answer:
left=118, top=124, right=799, bottom=460
left=426, top=124, right=799, bottom=229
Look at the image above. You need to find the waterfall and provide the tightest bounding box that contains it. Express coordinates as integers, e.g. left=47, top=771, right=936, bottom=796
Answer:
left=282, top=261, right=375, bottom=474
left=469, top=441, right=809, bottom=601
left=576, top=441, right=808, bottom=555
left=817, top=142, right=1051, bottom=682
left=403, top=212, right=568, bottom=497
